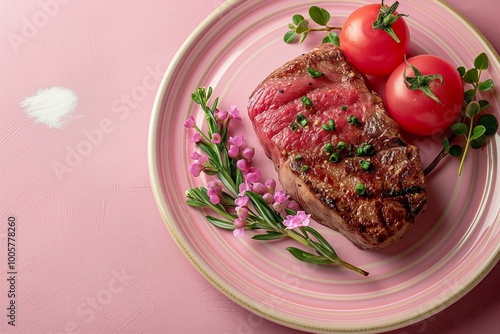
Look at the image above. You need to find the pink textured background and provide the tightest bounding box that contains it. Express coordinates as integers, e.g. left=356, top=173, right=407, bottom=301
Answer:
left=0, top=1, right=498, bottom=333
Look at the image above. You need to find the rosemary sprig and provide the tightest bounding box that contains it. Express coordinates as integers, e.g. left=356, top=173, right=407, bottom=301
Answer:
left=185, top=87, right=368, bottom=276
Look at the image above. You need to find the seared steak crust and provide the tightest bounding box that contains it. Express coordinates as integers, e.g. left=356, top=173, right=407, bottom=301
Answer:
left=248, top=43, right=427, bottom=249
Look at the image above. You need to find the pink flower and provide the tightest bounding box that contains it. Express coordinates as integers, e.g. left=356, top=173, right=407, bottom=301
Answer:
left=274, top=190, right=289, bottom=204
left=238, top=181, right=251, bottom=196
left=197, top=154, right=208, bottom=164
left=287, top=200, right=300, bottom=211
left=245, top=167, right=260, bottom=183
left=283, top=211, right=311, bottom=229
left=215, top=109, right=228, bottom=122
left=229, top=105, right=242, bottom=121
left=191, top=151, right=202, bottom=160
left=241, top=147, right=255, bottom=161
left=233, top=218, right=245, bottom=238
left=228, top=145, right=239, bottom=158
left=188, top=152, right=209, bottom=177
left=246, top=172, right=260, bottom=183
left=236, top=206, right=248, bottom=220
left=207, top=180, right=222, bottom=190
left=207, top=180, right=223, bottom=205
left=272, top=202, right=282, bottom=213
left=184, top=116, right=196, bottom=128
left=263, top=193, right=274, bottom=204
left=235, top=195, right=249, bottom=207
left=237, top=159, right=249, bottom=172
left=211, top=133, right=221, bottom=144
left=251, top=182, right=266, bottom=195
left=229, top=135, right=245, bottom=147
left=265, top=179, right=276, bottom=193
left=233, top=227, right=245, bottom=238
left=191, top=132, right=201, bottom=143
left=188, top=162, right=205, bottom=177
left=209, top=195, right=220, bottom=204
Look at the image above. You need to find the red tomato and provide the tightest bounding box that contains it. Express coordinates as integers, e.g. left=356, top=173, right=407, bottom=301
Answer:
left=384, top=55, right=464, bottom=136
left=339, top=3, right=409, bottom=77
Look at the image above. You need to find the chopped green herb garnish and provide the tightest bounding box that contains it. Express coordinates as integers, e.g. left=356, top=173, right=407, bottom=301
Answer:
left=324, top=143, right=334, bottom=153
left=356, top=143, right=375, bottom=157
left=290, top=122, right=299, bottom=131
left=347, top=115, right=359, bottom=125
left=296, top=113, right=309, bottom=127
left=355, top=182, right=366, bottom=196
left=322, top=119, right=336, bottom=131
left=301, top=96, right=313, bottom=109
left=295, top=154, right=302, bottom=160
left=329, top=152, right=339, bottom=162
left=308, top=67, right=324, bottom=78
left=359, top=160, right=372, bottom=170
left=337, top=141, right=346, bottom=150
left=362, top=144, right=374, bottom=156
left=301, top=165, right=309, bottom=172
left=341, top=105, right=348, bottom=111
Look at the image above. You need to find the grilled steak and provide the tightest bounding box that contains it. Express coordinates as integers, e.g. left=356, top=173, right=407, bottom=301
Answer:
left=248, top=43, right=427, bottom=249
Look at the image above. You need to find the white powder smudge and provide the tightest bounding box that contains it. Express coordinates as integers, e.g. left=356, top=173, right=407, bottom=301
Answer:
left=20, top=87, right=78, bottom=128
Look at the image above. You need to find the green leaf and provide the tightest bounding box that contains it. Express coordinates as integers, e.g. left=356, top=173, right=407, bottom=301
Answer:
left=478, top=79, right=494, bottom=92
left=464, top=89, right=475, bottom=103
left=191, top=92, right=202, bottom=104
left=464, top=68, right=479, bottom=84
left=457, top=66, right=466, bottom=77
left=186, top=200, right=206, bottom=208
left=235, top=168, right=243, bottom=190
left=449, top=145, right=463, bottom=157
left=472, top=125, right=486, bottom=140
left=295, top=19, right=309, bottom=34
left=474, top=52, right=489, bottom=70
left=309, top=6, right=330, bottom=26
left=186, top=187, right=209, bottom=205
left=252, top=232, right=284, bottom=241
left=465, top=101, right=481, bottom=118
left=471, top=134, right=486, bottom=149
left=286, top=247, right=333, bottom=265
left=451, top=122, right=468, bottom=136
left=246, top=191, right=281, bottom=229
left=206, top=216, right=234, bottom=230
left=443, top=137, right=450, bottom=154
left=302, top=226, right=336, bottom=255
left=283, top=30, right=296, bottom=43
left=478, top=100, right=490, bottom=111
left=292, top=14, right=305, bottom=25
left=299, top=31, right=308, bottom=44
left=477, top=114, right=498, bottom=137
left=322, top=31, right=340, bottom=46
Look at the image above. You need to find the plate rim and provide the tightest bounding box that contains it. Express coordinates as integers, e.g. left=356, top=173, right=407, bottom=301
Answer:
left=148, top=0, right=500, bottom=332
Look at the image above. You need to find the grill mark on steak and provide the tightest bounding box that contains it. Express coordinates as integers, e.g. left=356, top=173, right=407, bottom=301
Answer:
left=248, top=43, right=427, bottom=249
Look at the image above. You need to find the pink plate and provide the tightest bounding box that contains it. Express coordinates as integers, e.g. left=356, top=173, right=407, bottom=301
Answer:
left=148, top=0, right=500, bottom=332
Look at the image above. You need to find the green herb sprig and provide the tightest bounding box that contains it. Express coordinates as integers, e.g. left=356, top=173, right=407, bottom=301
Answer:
left=424, top=53, right=498, bottom=176
left=284, top=2, right=407, bottom=45
left=284, top=6, right=340, bottom=45
left=185, top=87, right=368, bottom=276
